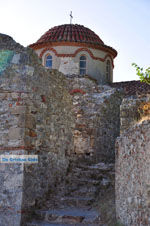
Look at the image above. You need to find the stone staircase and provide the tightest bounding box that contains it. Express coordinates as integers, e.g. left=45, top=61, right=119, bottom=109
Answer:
left=26, top=156, right=114, bottom=226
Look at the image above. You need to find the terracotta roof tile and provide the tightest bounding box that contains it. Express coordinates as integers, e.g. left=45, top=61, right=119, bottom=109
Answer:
left=34, top=24, right=104, bottom=45
left=111, top=80, right=150, bottom=96
left=29, top=24, right=117, bottom=58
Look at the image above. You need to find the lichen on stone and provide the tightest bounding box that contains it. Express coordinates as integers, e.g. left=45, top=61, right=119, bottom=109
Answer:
left=0, top=50, right=14, bottom=75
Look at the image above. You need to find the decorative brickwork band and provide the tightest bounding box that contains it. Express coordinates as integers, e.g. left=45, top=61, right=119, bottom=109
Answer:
left=40, top=47, right=114, bottom=67
left=0, top=146, right=35, bottom=151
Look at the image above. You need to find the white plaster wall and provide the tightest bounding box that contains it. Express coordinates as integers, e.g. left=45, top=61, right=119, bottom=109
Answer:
left=59, top=57, right=79, bottom=74
left=36, top=46, right=113, bottom=84
left=54, top=46, right=106, bottom=59
left=54, top=46, right=78, bottom=54
left=89, top=47, right=106, bottom=58
left=35, top=49, right=41, bottom=57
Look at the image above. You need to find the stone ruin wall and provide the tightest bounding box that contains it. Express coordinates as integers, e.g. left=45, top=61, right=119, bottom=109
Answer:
left=0, top=34, right=124, bottom=226
left=0, top=34, right=75, bottom=226
left=67, top=75, right=123, bottom=162
left=116, top=95, right=150, bottom=225
left=120, top=95, right=150, bottom=134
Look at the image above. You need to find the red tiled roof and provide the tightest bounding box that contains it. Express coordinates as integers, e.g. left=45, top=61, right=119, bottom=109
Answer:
left=29, top=24, right=117, bottom=57
left=35, top=24, right=104, bottom=45
left=111, top=80, right=150, bottom=96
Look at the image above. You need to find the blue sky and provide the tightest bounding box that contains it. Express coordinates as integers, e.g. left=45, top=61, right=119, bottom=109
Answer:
left=1, top=0, right=150, bottom=82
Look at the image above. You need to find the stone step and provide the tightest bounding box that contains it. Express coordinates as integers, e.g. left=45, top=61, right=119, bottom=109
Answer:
left=69, top=155, right=96, bottom=165
left=38, top=196, right=95, bottom=210
left=73, top=163, right=114, bottom=172
left=66, top=178, right=101, bottom=186
left=63, top=179, right=101, bottom=196
left=65, top=186, right=97, bottom=198
left=43, top=193, right=96, bottom=209
left=66, top=165, right=114, bottom=182
left=59, top=196, right=94, bottom=207
left=67, top=170, right=104, bottom=181
left=30, top=208, right=100, bottom=225
left=27, top=221, right=72, bottom=226
left=46, top=196, right=94, bottom=208
left=63, top=186, right=98, bottom=196
left=72, top=163, right=114, bottom=172
left=27, top=220, right=99, bottom=226
left=66, top=174, right=112, bottom=191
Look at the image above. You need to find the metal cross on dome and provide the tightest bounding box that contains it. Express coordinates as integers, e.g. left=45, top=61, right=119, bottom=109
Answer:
left=70, top=11, right=73, bottom=24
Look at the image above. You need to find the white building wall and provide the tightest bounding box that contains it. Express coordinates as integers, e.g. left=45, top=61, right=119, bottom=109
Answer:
left=59, top=57, right=79, bottom=75
left=35, top=46, right=113, bottom=84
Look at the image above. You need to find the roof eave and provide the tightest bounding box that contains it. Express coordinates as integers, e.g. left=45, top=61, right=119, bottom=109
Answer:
left=28, top=41, right=117, bottom=58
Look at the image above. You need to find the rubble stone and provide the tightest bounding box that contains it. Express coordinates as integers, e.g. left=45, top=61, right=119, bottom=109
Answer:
left=116, top=95, right=150, bottom=226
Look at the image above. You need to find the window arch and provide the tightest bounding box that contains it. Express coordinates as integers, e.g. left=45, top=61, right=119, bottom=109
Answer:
left=106, top=60, right=111, bottom=81
left=45, top=55, right=52, bottom=68
left=79, top=55, right=86, bottom=75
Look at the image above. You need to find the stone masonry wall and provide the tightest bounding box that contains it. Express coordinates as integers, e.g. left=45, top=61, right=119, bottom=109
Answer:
left=0, top=149, right=26, bottom=226
left=0, top=88, right=28, bottom=226
left=0, top=34, right=75, bottom=226
left=120, top=95, right=150, bottom=134
left=67, top=75, right=123, bottom=162
left=116, top=95, right=150, bottom=225
left=116, top=120, right=150, bottom=226
left=0, top=33, right=124, bottom=226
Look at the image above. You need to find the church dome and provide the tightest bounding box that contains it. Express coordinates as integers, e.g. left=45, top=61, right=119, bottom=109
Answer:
left=29, top=23, right=117, bottom=84
left=33, top=24, right=104, bottom=46
left=29, top=24, right=117, bottom=58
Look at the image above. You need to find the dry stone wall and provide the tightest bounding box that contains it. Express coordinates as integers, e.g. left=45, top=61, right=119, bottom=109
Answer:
left=0, top=34, right=75, bottom=226
left=120, top=95, right=150, bottom=133
left=116, top=95, right=150, bottom=226
left=67, top=75, right=123, bottom=162
left=0, top=89, right=27, bottom=226
left=0, top=150, right=25, bottom=226
left=0, top=33, right=124, bottom=226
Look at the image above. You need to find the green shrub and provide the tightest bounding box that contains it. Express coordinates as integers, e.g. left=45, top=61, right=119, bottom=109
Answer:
left=132, top=63, right=150, bottom=85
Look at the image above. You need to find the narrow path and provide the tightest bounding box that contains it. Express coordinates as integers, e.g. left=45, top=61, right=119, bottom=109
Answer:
left=27, top=156, right=114, bottom=226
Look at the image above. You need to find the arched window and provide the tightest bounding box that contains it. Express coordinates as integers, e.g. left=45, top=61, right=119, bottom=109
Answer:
left=45, top=55, right=52, bottom=68
left=80, top=56, right=86, bottom=75
left=106, top=60, right=111, bottom=81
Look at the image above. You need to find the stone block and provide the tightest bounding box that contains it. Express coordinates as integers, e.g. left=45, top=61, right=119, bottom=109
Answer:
left=9, top=127, right=24, bottom=140
left=11, top=53, right=20, bottom=64
left=10, top=106, right=26, bottom=115
left=25, top=114, right=36, bottom=129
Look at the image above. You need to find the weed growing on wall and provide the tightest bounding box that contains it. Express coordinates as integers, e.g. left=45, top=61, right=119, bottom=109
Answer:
left=132, top=63, right=150, bottom=85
